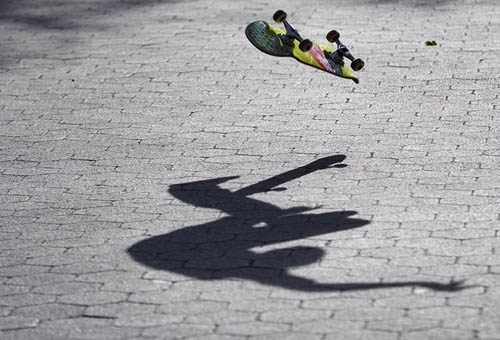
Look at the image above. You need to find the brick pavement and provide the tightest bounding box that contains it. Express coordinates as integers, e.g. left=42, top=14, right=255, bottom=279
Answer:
left=1, top=0, right=500, bottom=339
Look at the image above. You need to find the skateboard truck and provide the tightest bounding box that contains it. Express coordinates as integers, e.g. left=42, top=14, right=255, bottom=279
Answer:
left=326, top=30, right=364, bottom=71
left=273, top=10, right=313, bottom=52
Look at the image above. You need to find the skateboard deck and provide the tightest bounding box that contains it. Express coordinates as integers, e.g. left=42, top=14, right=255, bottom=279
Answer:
left=245, top=20, right=359, bottom=83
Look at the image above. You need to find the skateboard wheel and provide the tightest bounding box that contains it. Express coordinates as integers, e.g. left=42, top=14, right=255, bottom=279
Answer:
left=351, top=58, right=364, bottom=71
left=326, top=30, right=340, bottom=43
left=299, top=39, right=313, bottom=52
left=273, top=10, right=287, bottom=23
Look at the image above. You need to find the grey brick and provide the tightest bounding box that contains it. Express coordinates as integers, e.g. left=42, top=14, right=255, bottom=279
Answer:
left=292, top=319, right=363, bottom=333
left=142, top=323, right=214, bottom=339
left=1, top=0, right=500, bottom=339
left=218, top=321, right=290, bottom=336
left=12, top=303, right=84, bottom=320
left=0, top=293, right=56, bottom=307
left=324, top=329, right=398, bottom=340
left=404, top=328, right=476, bottom=340
left=113, top=313, right=184, bottom=327
left=0, top=315, right=38, bottom=330
left=57, top=292, right=128, bottom=306
left=185, top=310, right=256, bottom=325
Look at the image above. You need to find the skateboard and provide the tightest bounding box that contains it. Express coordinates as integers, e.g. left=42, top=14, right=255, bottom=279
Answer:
left=245, top=10, right=364, bottom=84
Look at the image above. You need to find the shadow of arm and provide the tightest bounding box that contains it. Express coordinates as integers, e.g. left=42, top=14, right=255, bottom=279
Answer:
left=262, top=273, right=470, bottom=292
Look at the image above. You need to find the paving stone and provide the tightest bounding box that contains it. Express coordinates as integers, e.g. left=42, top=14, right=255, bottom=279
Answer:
left=250, top=333, right=323, bottom=340
left=404, top=328, right=476, bottom=340
left=1, top=0, right=500, bottom=339
left=142, top=323, right=215, bottom=339
left=57, top=292, right=128, bottom=306
left=367, top=317, right=442, bottom=332
left=218, top=321, right=290, bottom=336
left=185, top=309, right=257, bottom=325
left=156, top=300, right=227, bottom=315
left=113, top=313, right=184, bottom=327
left=333, top=307, right=406, bottom=321
left=0, top=285, right=32, bottom=296
left=229, top=298, right=300, bottom=312
left=407, top=306, right=481, bottom=320
left=0, top=293, right=56, bottom=307
left=191, top=335, right=247, bottom=340
left=68, top=323, right=142, bottom=340
left=84, top=302, right=157, bottom=319
left=324, top=329, right=398, bottom=340
left=260, top=309, right=331, bottom=323
left=129, top=289, right=201, bottom=304
left=12, top=303, right=85, bottom=321
left=0, top=315, right=38, bottom=330
left=292, top=319, right=363, bottom=333
left=1, top=324, right=73, bottom=340
left=0, top=306, right=12, bottom=316
left=31, top=282, right=102, bottom=295
left=6, top=273, right=75, bottom=286
left=101, top=278, right=170, bottom=293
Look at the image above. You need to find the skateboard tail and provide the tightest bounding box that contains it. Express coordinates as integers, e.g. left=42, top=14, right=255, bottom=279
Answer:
left=245, top=21, right=291, bottom=57
left=339, top=64, right=358, bottom=82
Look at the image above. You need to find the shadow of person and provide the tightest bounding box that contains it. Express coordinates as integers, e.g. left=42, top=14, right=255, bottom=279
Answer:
left=128, top=155, right=466, bottom=292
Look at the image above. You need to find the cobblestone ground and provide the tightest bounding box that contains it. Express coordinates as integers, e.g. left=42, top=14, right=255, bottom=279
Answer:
left=1, top=0, right=500, bottom=339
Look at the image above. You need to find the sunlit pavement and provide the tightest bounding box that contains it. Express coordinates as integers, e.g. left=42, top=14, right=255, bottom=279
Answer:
left=1, top=0, right=500, bottom=339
